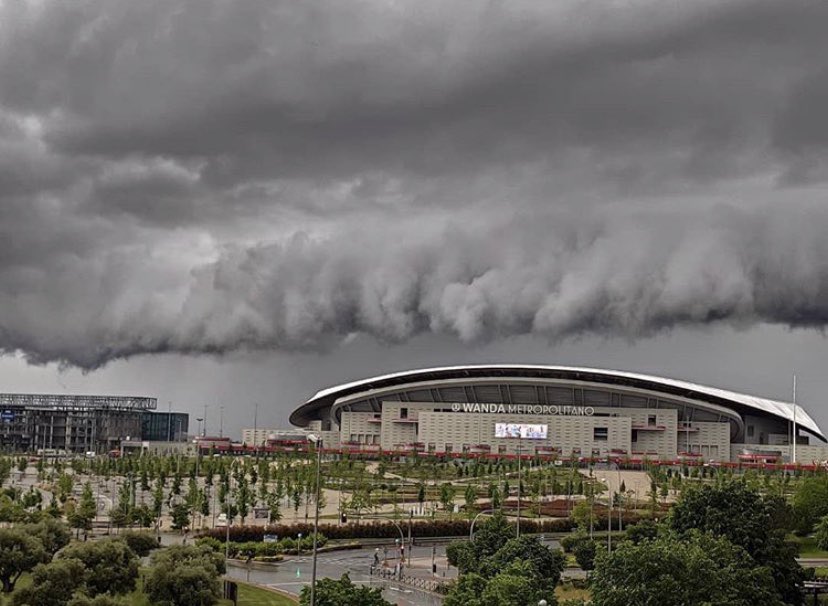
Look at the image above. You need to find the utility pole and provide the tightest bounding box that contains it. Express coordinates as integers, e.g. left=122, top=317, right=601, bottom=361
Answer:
left=516, top=436, right=521, bottom=538
left=219, top=405, right=224, bottom=438
left=792, top=374, right=797, bottom=465
left=253, top=402, right=259, bottom=459
left=167, top=401, right=172, bottom=442
left=203, top=404, right=208, bottom=437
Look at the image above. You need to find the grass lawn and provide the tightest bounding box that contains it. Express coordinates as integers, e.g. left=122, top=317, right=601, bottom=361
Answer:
left=556, top=582, right=591, bottom=602
left=237, top=582, right=298, bottom=606
left=0, top=572, right=298, bottom=606
left=789, top=535, right=828, bottom=558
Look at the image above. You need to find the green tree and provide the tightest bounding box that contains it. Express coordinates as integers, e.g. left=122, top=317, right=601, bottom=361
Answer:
left=817, top=515, right=828, bottom=551
left=0, top=528, right=47, bottom=592
left=300, top=573, right=392, bottom=606
left=573, top=538, right=598, bottom=571
left=624, top=519, right=660, bottom=545
left=447, top=512, right=514, bottom=574
left=479, top=560, right=547, bottom=606
left=171, top=502, right=191, bottom=531
left=67, top=595, right=128, bottom=606
left=25, top=518, right=71, bottom=556
left=591, top=533, right=783, bottom=606
left=440, top=483, right=456, bottom=515
left=669, top=482, right=802, bottom=605
left=464, top=484, right=478, bottom=517
left=118, top=531, right=159, bottom=557
left=144, top=545, right=226, bottom=606
left=10, top=558, right=85, bottom=606
left=442, top=573, right=486, bottom=606
left=68, top=483, right=96, bottom=536
left=792, top=475, right=828, bottom=534
left=57, top=539, right=139, bottom=597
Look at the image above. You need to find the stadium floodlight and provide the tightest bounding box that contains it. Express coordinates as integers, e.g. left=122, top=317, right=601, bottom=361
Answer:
left=307, top=433, right=322, bottom=606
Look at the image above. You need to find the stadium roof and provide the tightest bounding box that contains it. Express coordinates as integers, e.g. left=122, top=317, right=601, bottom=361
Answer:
left=0, top=393, right=157, bottom=411
left=291, top=364, right=824, bottom=441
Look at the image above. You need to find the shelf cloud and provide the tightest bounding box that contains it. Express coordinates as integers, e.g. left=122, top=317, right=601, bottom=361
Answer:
left=2, top=0, right=828, bottom=368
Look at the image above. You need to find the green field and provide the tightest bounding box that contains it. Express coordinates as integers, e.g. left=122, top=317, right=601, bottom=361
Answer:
left=0, top=574, right=297, bottom=606
left=237, top=582, right=298, bottom=606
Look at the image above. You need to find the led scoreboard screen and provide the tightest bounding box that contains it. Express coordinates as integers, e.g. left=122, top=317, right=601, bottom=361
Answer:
left=494, top=422, right=548, bottom=440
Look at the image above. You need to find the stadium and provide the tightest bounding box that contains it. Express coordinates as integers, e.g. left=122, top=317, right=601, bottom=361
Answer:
left=290, top=365, right=828, bottom=464
left=0, top=393, right=189, bottom=454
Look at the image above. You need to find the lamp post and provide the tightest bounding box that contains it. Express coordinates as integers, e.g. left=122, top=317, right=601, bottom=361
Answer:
left=308, top=434, right=323, bottom=606
left=516, top=436, right=522, bottom=538
left=469, top=509, right=498, bottom=541
left=224, top=460, right=235, bottom=562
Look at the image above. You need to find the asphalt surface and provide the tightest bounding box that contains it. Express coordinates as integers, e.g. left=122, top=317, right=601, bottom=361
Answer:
left=226, top=545, right=451, bottom=606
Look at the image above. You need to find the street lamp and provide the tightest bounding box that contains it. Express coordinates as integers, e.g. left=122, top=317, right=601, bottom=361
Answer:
left=308, top=434, right=323, bottom=606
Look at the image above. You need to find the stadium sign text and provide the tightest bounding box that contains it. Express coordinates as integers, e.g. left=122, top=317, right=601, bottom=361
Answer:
left=451, top=403, right=594, bottom=416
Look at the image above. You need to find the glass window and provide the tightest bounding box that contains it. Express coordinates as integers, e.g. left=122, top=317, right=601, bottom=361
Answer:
left=593, top=427, right=608, bottom=441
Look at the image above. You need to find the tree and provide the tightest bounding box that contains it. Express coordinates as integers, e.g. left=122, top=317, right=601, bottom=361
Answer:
left=58, top=539, right=139, bottom=597
left=0, top=528, right=47, bottom=592
left=442, top=573, right=487, bottom=606
left=10, top=558, right=85, bottom=606
left=816, top=515, right=828, bottom=551
left=464, top=484, right=478, bottom=517
left=300, top=573, right=392, bottom=606
left=482, top=535, right=564, bottom=594
left=118, top=531, right=159, bottom=557
left=68, top=483, right=96, bottom=536
left=144, top=545, right=227, bottom=606
left=446, top=524, right=563, bottom=605
left=25, top=518, right=71, bottom=556
left=669, top=481, right=803, bottom=605
left=624, top=519, right=660, bottom=545
left=479, top=560, right=547, bottom=606
left=572, top=538, right=598, bottom=571
left=591, top=533, right=783, bottom=606
left=447, top=512, right=513, bottom=574
left=171, top=502, right=191, bottom=531
left=792, top=475, right=828, bottom=534
left=67, top=595, right=127, bottom=606
left=440, top=483, right=456, bottom=515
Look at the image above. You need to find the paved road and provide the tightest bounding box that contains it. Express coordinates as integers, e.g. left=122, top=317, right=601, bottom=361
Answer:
left=226, top=545, right=451, bottom=606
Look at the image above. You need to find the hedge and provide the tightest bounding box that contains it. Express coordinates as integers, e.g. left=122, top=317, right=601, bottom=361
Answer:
left=197, top=518, right=586, bottom=542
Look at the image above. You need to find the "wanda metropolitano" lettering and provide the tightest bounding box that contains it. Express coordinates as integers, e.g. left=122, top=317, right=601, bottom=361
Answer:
left=451, top=402, right=595, bottom=416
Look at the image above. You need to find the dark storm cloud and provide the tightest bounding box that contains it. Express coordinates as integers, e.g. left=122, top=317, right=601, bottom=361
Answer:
left=1, top=0, right=828, bottom=368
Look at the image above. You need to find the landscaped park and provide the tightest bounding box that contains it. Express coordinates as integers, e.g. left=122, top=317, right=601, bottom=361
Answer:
left=4, top=451, right=828, bottom=604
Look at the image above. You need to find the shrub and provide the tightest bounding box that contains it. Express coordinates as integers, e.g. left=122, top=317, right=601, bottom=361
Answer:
left=118, top=532, right=159, bottom=557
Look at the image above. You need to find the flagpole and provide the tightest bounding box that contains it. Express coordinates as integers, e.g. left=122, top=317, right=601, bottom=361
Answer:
left=792, top=374, right=797, bottom=465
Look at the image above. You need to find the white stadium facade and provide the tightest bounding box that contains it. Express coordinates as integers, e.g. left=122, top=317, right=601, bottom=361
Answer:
left=290, top=365, right=828, bottom=464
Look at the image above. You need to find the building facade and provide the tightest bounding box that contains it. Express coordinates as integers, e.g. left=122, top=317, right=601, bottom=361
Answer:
left=242, top=428, right=309, bottom=447
left=290, top=365, right=828, bottom=463
left=0, top=393, right=157, bottom=453
left=141, top=412, right=190, bottom=442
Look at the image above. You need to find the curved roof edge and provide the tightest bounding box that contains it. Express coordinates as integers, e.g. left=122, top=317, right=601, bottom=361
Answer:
left=292, top=364, right=824, bottom=441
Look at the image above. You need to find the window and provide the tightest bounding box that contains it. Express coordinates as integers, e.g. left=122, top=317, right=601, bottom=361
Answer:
left=647, top=415, right=657, bottom=427
left=428, top=443, right=436, bottom=452
left=400, top=407, right=408, bottom=419
left=747, top=425, right=754, bottom=438
left=498, top=445, right=507, bottom=454
left=445, top=444, right=453, bottom=453
left=593, top=427, right=608, bottom=441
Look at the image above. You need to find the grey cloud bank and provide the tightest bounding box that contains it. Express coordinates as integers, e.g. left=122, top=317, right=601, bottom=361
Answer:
left=1, top=0, right=828, bottom=369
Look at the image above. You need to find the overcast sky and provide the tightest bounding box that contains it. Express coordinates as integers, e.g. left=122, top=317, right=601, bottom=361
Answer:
left=2, top=0, right=828, bottom=438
